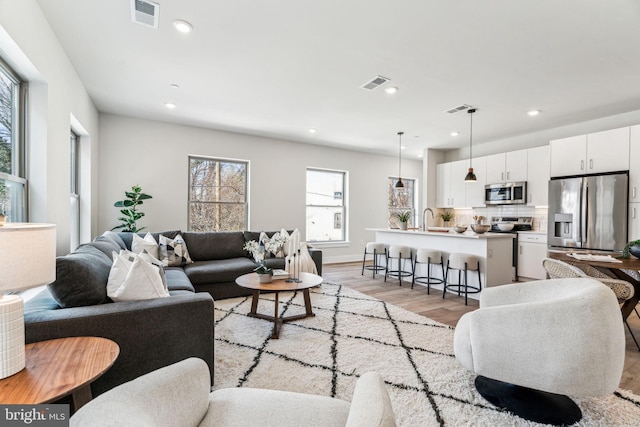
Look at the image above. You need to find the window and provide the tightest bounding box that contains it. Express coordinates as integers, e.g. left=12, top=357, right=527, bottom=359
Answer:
left=0, top=59, right=26, bottom=222
left=70, top=131, right=80, bottom=251
left=388, top=177, right=416, bottom=228
left=306, top=168, right=346, bottom=242
left=189, top=156, right=248, bottom=231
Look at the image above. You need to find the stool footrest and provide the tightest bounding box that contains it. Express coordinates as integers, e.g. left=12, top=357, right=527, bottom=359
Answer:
left=444, top=284, right=481, bottom=294
left=414, top=276, right=444, bottom=285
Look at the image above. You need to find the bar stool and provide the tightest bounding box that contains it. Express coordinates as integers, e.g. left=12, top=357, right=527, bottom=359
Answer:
left=361, top=242, right=387, bottom=278
left=412, top=249, right=445, bottom=293
left=385, top=245, right=413, bottom=286
left=443, top=253, right=481, bottom=305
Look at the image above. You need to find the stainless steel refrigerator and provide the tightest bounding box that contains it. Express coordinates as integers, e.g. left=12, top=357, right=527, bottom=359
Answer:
left=547, top=172, right=628, bottom=252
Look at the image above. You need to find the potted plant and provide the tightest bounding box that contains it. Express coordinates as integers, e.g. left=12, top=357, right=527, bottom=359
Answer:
left=254, top=263, right=274, bottom=283
left=621, top=239, right=640, bottom=259
left=439, top=210, right=454, bottom=227
left=111, top=185, right=152, bottom=232
left=0, top=204, right=5, bottom=227
left=395, top=210, right=411, bottom=230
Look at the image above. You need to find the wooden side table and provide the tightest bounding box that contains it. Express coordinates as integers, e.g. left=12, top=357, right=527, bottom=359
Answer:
left=0, top=336, right=119, bottom=410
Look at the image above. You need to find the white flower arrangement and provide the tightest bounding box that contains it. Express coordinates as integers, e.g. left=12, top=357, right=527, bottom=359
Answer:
left=243, top=240, right=264, bottom=263
left=264, top=232, right=288, bottom=256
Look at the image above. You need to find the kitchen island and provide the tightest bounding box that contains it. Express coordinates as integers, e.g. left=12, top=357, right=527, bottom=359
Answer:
left=366, top=228, right=516, bottom=295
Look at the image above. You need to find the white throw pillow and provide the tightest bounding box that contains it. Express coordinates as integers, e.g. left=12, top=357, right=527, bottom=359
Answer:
left=107, top=250, right=169, bottom=302
left=159, top=234, right=193, bottom=267
left=279, top=228, right=291, bottom=255
left=132, top=232, right=159, bottom=259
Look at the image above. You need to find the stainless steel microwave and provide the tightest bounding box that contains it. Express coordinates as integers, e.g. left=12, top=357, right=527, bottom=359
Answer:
left=485, top=182, right=527, bottom=205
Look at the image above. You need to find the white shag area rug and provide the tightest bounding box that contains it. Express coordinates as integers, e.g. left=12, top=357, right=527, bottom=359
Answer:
left=213, top=282, right=640, bottom=426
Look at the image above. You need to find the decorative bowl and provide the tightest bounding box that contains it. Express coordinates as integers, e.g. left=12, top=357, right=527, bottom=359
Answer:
left=471, top=224, right=491, bottom=234
left=453, top=225, right=467, bottom=233
left=496, top=223, right=515, bottom=231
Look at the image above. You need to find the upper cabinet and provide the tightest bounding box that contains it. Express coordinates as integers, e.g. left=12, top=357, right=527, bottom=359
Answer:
left=436, top=158, right=484, bottom=208
left=526, top=145, right=550, bottom=206
left=550, top=127, right=630, bottom=177
left=485, top=149, right=527, bottom=183
left=629, top=125, right=640, bottom=203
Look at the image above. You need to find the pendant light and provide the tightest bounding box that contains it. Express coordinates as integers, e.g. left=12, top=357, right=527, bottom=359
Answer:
left=395, top=131, right=404, bottom=188
left=464, top=108, right=477, bottom=182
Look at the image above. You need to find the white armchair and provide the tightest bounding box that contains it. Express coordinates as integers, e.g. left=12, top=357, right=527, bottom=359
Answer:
left=70, top=358, right=396, bottom=427
left=454, top=278, right=625, bottom=425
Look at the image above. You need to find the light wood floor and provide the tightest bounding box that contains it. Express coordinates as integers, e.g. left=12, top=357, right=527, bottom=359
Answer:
left=323, top=261, right=640, bottom=395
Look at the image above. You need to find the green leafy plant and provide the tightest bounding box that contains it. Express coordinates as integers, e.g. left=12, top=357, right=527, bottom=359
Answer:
left=621, top=239, right=640, bottom=259
left=439, top=210, right=454, bottom=222
left=111, top=185, right=152, bottom=233
left=254, top=264, right=273, bottom=274
left=395, top=210, right=412, bottom=223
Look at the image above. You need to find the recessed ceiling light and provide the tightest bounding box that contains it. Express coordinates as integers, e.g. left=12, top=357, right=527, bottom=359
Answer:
left=170, top=84, right=180, bottom=89
left=173, top=20, right=193, bottom=33
left=384, top=86, right=398, bottom=94
left=401, top=145, right=406, bottom=150
left=164, top=102, right=176, bottom=109
left=527, top=110, right=541, bottom=116
left=308, top=128, right=317, bottom=133
left=451, top=132, right=460, bottom=137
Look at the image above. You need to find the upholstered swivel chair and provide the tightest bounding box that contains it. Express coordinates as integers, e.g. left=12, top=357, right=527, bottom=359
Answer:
left=542, top=257, right=638, bottom=349
left=71, top=358, right=397, bottom=427
left=454, top=278, right=625, bottom=425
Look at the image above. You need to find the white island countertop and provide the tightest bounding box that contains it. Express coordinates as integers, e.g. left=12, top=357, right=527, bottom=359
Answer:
left=365, top=228, right=515, bottom=239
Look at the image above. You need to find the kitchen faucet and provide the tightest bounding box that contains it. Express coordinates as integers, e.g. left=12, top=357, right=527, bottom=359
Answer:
left=422, top=208, right=434, bottom=231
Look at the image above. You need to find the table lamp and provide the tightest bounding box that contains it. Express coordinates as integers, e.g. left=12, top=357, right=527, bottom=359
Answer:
left=0, top=223, right=56, bottom=379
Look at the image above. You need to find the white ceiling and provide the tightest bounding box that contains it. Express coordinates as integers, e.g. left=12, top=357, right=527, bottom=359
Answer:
left=37, top=0, right=640, bottom=158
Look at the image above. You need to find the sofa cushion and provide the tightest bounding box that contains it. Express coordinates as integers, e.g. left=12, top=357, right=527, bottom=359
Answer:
left=132, top=233, right=160, bottom=259
left=47, top=244, right=111, bottom=308
left=117, top=230, right=182, bottom=251
left=183, top=258, right=257, bottom=285
left=165, top=268, right=195, bottom=292
left=83, top=240, right=124, bottom=259
left=182, top=232, right=247, bottom=261
left=159, top=234, right=193, bottom=267
left=107, top=251, right=170, bottom=302
left=94, top=231, right=127, bottom=251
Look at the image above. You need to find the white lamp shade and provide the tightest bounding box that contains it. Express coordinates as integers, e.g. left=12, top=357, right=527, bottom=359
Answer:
left=0, top=223, right=56, bottom=292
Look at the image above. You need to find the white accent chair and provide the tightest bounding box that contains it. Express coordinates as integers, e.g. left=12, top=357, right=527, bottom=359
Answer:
left=70, top=358, right=397, bottom=427
left=454, top=278, right=625, bottom=425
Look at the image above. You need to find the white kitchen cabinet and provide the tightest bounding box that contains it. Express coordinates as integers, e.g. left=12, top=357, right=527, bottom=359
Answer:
left=436, top=160, right=469, bottom=208
left=630, top=125, right=640, bottom=203
left=517, top=233, right=548, bottom=280
left=550, top=127, right=629, bottom=177
left=630, top=203, right=640, bottom=241
left=485, top=150, right=527, bottom=183
left=526, top=145, right=550, bottom=206
left=587, top=127, right=630, bottom=173
left=550, top=135, right=587, bottom=177
left=465, top=156, right=486, bottom=208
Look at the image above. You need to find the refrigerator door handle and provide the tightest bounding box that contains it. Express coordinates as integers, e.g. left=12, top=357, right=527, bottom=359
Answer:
left=580, top=181, right=588, bottom=246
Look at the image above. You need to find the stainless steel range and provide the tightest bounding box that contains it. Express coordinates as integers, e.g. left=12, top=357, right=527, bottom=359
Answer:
left=489, top=217, right=533, bottom=279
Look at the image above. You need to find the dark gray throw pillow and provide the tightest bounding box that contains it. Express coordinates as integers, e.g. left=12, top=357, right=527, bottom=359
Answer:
left=47, top=245, right=111, bottom=308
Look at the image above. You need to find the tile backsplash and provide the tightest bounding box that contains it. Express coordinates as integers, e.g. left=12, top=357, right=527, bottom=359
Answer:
left=434, top=206, right=548, bottom=232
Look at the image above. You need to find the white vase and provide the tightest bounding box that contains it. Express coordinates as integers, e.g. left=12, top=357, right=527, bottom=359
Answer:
left=258, top=273, right=273, bottom=284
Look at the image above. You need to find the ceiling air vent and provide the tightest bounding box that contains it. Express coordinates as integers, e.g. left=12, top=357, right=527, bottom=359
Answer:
left=445, top=104, right=473, bottom=114
left=361, top=75, right=390, bottom=90
left=131, top=0, right=159, bottom=29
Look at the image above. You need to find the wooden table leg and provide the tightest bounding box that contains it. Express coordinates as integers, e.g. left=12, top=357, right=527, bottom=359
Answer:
left=72, top=385, right=92, bottom=410
left=303, top=289, right=315, bottom=317
left=250, top=290, right=260, bottom=314
left=608, top=269, right=640, bottom=320
left=272, top=292, right=280, bottom=338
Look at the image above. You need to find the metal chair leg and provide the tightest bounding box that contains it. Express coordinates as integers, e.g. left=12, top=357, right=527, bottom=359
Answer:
left=625, top=320, right=640, bottom=351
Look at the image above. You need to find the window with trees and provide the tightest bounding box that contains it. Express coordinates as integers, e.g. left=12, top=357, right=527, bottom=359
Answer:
left=0, top=59, right=26, bottom=222
left=306, top=168, right=346, bottom=242
left=388, top=177, right=416, bottom=228
left=189, top=156, right=248, bottom=231
left=70, top=131, right=80, bottom=251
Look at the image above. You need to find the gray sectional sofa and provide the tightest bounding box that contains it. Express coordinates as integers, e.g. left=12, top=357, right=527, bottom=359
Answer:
left=23, top=229, right=322, bottom=397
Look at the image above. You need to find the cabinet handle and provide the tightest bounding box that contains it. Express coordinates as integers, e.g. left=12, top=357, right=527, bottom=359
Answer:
left=529, top=194, right=532, bottom=203
left=519, top=245, right=523, bottom=255
left=507, top=171, right=510, bottom=180
left=634, top=187, right=637, bottom=199
left=581, top=160, right=584, bottom=170
left=501, top=172, right=504, bottom=181
left=634, top=207, right=637, bottom=219
left=589, top=159, right=593, bottom=169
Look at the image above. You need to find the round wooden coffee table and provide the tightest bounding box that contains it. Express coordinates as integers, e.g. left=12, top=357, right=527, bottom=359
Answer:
left=236, top=272, right=323, bottom=338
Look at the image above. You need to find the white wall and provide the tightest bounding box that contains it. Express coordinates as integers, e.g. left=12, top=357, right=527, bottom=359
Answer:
left=0, top=0, right=100, bottom=254
left=98, top=114, right=423, bottom=263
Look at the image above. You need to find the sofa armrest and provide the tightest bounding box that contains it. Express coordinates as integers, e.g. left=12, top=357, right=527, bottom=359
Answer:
left=25, top=293, right=214, bottom=396
left=309, top=248, right=323, bottom=276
